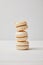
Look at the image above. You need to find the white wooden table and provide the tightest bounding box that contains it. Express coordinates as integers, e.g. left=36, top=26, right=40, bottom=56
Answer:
left=0, top=41, right=43, bottom=65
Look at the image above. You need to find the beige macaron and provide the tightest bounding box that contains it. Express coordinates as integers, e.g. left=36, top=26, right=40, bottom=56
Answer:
left=16, top=21, right=28, bottom=31
left=16, top=31, right=28, bottom=41
left=16, top=45, right=29, bottom=50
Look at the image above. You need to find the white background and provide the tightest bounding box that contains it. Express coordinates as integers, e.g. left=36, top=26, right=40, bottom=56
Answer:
left=0, top=0, right=43, bottom=41
left=0, top=0, right=43, bottom=65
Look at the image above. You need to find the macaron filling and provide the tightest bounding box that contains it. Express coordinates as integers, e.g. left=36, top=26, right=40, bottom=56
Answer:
left=16, top=24, right=27, bottom=28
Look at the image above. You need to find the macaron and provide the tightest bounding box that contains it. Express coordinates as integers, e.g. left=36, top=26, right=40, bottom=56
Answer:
left=16, top=21, right=28, bottom=31
left=16, top=31, right=28, bottom=41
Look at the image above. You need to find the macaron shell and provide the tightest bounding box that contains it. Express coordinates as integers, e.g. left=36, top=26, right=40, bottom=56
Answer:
left=16, top=21, right=27, bottom=27
left=16, top=37, right=27, bottom=41
left=16, top=41, right=29, bottom=45
left=16, top=31, right=28, bottom=38
left=16, top=45, right=29, bottom=50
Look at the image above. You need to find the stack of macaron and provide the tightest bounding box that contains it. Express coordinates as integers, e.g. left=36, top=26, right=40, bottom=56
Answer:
left=16, top=21, right=29, bottom=50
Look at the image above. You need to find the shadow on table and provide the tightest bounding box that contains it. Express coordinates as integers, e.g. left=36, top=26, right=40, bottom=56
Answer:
left=29, top=47, right=43, bottom=50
